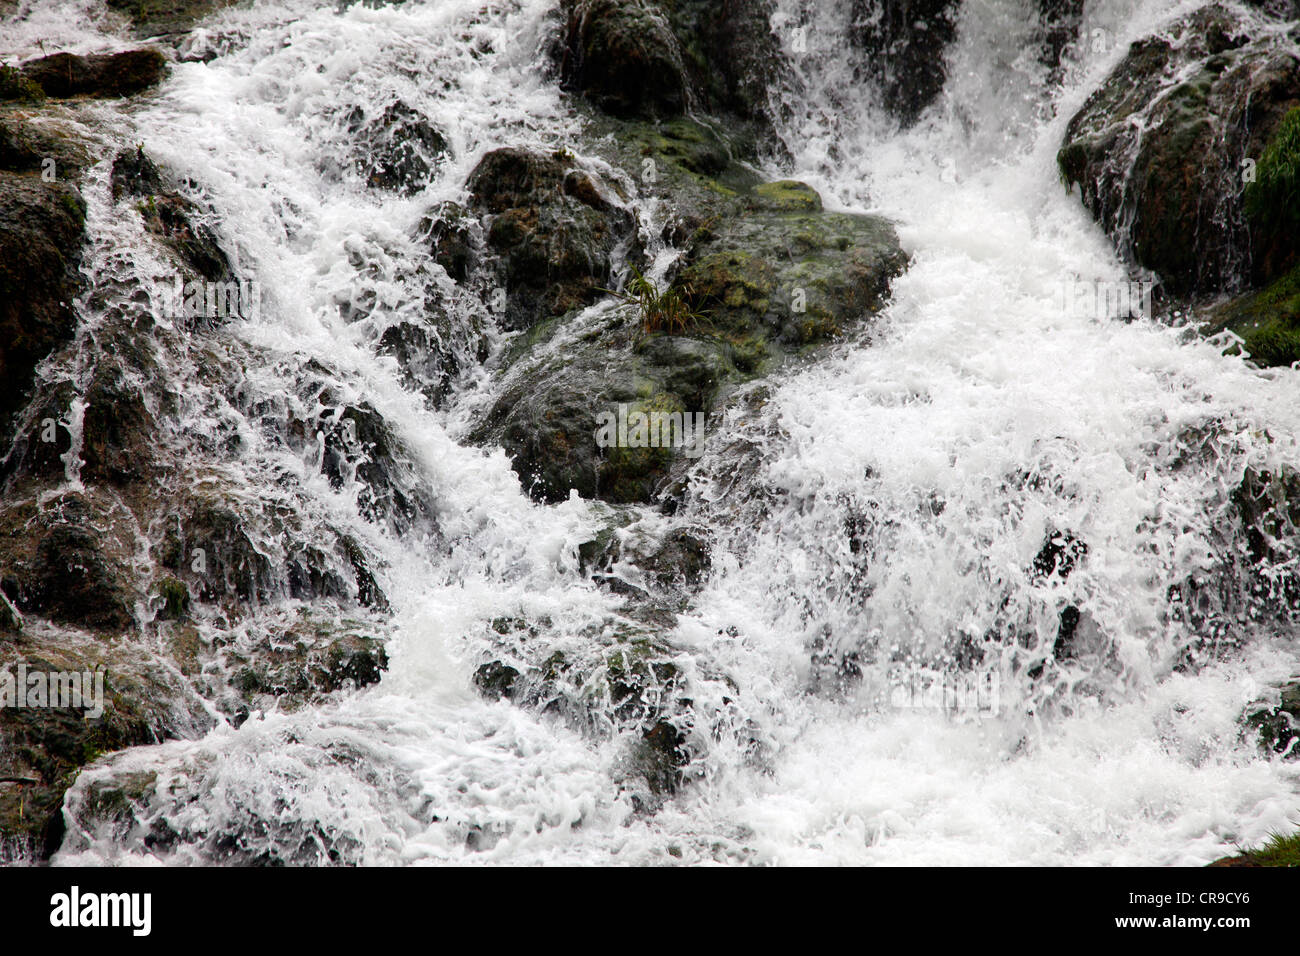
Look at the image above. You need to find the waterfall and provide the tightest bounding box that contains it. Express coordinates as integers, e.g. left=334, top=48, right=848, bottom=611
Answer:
left=3, top=0, right=1297, bottom=865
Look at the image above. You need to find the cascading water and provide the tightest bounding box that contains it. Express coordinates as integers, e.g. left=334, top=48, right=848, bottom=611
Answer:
left=3, top=0, right=1298, bottom=864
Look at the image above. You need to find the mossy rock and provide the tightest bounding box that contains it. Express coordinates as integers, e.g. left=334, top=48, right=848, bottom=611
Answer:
left=466, top=146, right=641, bottom=330
left=1245, top=106, right=1300, bottom=284
left=0, top=65, right=45, bottom=103
left=754, top=179, right=823, bottom=213
left=1057, top=4, right=1300, bottom=295
left=1204, top=262, right=1300, bottom=367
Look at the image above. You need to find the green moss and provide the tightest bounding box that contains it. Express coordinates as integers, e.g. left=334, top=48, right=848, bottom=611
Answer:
left=754, top=179, right=823, bottom=213
left=1210, top=261, right=1300, bottom=367
left=1246, top=106, right=1300, bottom=241
left=600, top=392, right=685, bottom=502
left=0, top=64, right=44, bottom=103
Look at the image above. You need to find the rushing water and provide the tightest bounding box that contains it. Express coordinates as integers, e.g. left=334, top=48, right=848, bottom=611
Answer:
left=4, top=0, right=1299, bottom=864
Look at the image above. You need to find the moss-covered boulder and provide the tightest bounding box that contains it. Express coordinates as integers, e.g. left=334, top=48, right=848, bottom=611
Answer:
left=675, top=182, right=906, bottom=349
left=1203, top=262, right=1300, bottom=367
left=19, top=49, right=167, bottom=99
left=1058, top=4, right=1300, bottom=296
left=466, top=146, right=641, bottom=330
left=473, top=120, right=904, bottom=505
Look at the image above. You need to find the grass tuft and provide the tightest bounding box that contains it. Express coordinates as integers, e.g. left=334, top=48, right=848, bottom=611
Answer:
left=600, top=265, right=709, bottom=335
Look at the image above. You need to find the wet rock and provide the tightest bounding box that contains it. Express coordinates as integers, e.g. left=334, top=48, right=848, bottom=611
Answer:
left=0, top=64, right=45, bottom=103
left=1233, top=466, right=1300, bottom=568
left=1058, top=4, right=1300, bottom=296
left=112, top=148, right=233, bottom=283
left=417, top=200, right=477, bottom=283
left=0, top=494, right=137, bottom=634
left=1202, top=263, right=1300, bottom=367
left=675, top=180, right=907, bottom=349
left=19, top=49, right=167, bottom=99
left=474, top=122, right=904, bottom=505
left=850, top=0, right=961, bottom=125
left=557, top=0, right=690, bottom=118
left=466, top=146, right=640, bottom=330
left=0, top=641, right=213, bottom=860
left=666, top=0, right=783, bottom=124
left=287, top=375, right=438, bottom=537
left=0, top=169, right=86, bottom=443
left=349, top=101, right=449, bottom=196
left=1039, top=0, right=1085, bottom=79
left=222, top=617, right=388, bottom=720
left=473, top=660, right=521, bottom=700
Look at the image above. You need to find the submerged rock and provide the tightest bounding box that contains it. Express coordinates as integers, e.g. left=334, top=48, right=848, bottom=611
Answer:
left=112, top=147, right=233, bottom=283
left=1246, top=680, right=1300, bottom=757
left=348, top=101, right=449, bottom=196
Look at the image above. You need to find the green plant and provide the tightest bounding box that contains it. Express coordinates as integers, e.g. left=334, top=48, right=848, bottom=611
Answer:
left=1228, top=830, right=1300, bottom=867
left=600, top=265, right=708, bottom=335
left=1245, top=107, right=1300, bottom=251
left=0, top=63, right=44, bottom=103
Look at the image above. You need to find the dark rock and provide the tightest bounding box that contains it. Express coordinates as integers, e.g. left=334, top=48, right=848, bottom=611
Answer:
left=558, top=0, right=690, bottom=118
left=112, top=147, right=233, bottom=283
left=466, top=146, right=640, bottom=330
left=417, top=201, right=477, bottom=283
left=20, top=49, right=167, bottom=99
left=667, top=0, right=783, bottom=123
left=0, top=495, right=137, bottom=633
left=1233, top=466, right=1300, bottom=569
left=473, top=660, right=521, bottom=700
left=1039, top=0, right=1085, bottom=78
left=0, top=174, right=86, bottom=444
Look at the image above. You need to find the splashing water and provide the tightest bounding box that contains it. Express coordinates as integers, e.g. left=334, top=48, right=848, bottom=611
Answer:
left=6, top=0, right=1298, bottom=864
